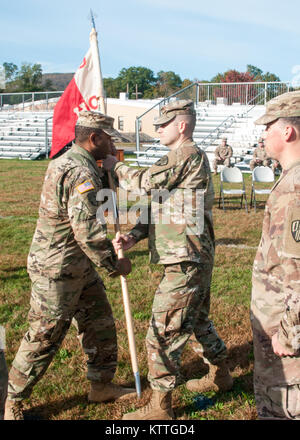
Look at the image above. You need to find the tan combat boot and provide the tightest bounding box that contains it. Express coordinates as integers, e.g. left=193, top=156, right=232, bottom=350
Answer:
left=186, top=360, right=233, bottom=393
left=4, top=399, right=24, bottom=420
left=88, top=381, right=136, bottom=403
left=122, top=390, right=174, bottom=420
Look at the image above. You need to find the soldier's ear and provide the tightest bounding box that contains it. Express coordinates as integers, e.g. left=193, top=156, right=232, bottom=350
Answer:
left=90, top=132, right=99, bottom=146
left=177, top=120, right=186, bottom=134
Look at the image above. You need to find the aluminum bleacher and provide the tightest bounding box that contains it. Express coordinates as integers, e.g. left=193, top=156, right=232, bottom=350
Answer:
left=0, top=111, right=52, bottom=160
left=128, top=103, right=266, bottom=172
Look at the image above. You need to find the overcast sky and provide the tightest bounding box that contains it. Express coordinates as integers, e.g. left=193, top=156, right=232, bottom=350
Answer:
left=1, top=0, right=299, bottom=83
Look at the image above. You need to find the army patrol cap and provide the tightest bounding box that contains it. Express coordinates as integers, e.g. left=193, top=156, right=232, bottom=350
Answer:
left=153, top=99, right=196, bottom=126
left=255, top=91, right=300, bottom=125
left=76, top=110, right=121, bottom=137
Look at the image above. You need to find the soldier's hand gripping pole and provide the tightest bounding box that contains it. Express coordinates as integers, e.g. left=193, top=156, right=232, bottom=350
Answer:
left=108, top=172, right=142, bottom=399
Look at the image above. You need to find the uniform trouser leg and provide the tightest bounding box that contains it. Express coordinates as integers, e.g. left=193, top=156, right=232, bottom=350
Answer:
left=7, top=270, right=117, bottom=401
left=0, top=350, right=8, bottom=413
left=262, top=159, right=271, bottom=167
left=213, top=159, right=223, bottom=172
left=146, top=262, right=227, bottom=392
left=254, top=381, right=300, bottom=420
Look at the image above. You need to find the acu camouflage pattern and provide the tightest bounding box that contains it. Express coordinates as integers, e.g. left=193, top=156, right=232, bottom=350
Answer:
left=252, top=145, right=270, bottom=162
left=214, top=144, right=233, bottom=161
left=113, top=139, right=215, bottom=265
left=255, top=90, right=300, bottom=125
left=8, top=143, right=119, bottom=401
left=153, top=99, right=196, bottom=126
left=251, top=160, right=300, bottom=389
left=254, top=382, right=300, bottom=420
left=8, top=269, right=117, bottom=400
left=76, top=110, right=121, bottom=138
left=112, top=139, right=227, bottom=391
left=28, top=143, right=117, bottom=279
left=213, top=144, right=233, bottom=171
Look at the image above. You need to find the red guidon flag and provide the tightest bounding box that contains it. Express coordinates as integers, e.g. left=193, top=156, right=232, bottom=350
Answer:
left=50, top=48, right=99, bottom=158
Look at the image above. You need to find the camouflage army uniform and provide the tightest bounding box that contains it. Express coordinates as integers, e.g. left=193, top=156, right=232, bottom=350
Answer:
left=112, top=139, right=227, bottom=392
left=249, top=145, right=271, bottom=171
left=7, top=143, right=119, bottom=402
left=0, top=350, right=8, bottom=418
left=213, top=144, right=233, bottom=172
left=251, top=161, right=300, bottom=419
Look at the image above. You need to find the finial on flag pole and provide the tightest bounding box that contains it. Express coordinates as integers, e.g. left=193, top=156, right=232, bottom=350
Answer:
left=89, top=9, right=106, bottom=114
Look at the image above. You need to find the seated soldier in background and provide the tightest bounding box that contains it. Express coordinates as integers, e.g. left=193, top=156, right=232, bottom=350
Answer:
left=249, top=138, right=272, bottom=171
left=212, top=137, right=233, bottom=174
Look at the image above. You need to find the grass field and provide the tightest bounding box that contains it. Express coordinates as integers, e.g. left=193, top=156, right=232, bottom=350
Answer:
left=0, top=158, right=273, bottom=420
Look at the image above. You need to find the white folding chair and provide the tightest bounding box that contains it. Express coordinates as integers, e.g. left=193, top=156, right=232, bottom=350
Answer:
left=250, top=166, right=274, bottom=212
left=219, top=166, right=248, bottom=212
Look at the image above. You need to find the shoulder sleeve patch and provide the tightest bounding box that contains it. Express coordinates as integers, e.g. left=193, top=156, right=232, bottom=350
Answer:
left=283, top=206, right=300, bottom=257
left=76, top=180, right=95, bottom=194
left=150, top=150, right=177, bottom=175
left=154, top=156, right=169, bottom=166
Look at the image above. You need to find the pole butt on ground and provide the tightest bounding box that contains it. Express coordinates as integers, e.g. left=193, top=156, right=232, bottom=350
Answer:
left=134, top=371, right=142, bottom=399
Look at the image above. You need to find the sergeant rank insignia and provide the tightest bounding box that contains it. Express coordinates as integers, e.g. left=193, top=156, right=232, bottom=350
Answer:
left=76, top=180, right=95, bottom=194
left=291, top=220, right=300, bottom=242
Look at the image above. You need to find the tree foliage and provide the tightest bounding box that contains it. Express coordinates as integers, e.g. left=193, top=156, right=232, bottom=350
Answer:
left=2, top=62, right=46, bottom=92
left=247, top=64, right=280, bottom=82
left=104, top=67, right=184, bottom=99
left=154, top=71, right=182, bottom=97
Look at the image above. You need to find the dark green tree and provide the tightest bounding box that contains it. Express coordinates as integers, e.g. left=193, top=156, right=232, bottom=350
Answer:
left=154, top=71, right=182, bottom=97
left=3, top=62, right=18, bottom=81
left=4, top=62, right=44, bottom=92
left=247, top=64, right=280, bottom=82
left=103, top=77, right=123, bottom=98
left=17, top=62, right=43, bottom=91
left=117, top=66, right=156, bottom=98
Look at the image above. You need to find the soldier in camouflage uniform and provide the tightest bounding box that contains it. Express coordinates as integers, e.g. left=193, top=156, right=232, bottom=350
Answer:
left=249, top=138, right=272, bottom=171
left=251, top=91, right=300, bottom=419
left=103, top=100, right=233, bottom=420
left=212, top=137, right=233, bottom=174
left=4, top=111, right=134, bottom=420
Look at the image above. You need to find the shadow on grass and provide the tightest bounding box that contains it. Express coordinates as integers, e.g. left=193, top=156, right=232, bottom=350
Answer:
left=215, top=238, right=247, bottom=246
left=176, top=372, right=254, bottom=419
left=181, top=342, right=253, bottom=383
left=23, top=394, right=88, bottom=420
left=23, top=377, right=150, bottom=420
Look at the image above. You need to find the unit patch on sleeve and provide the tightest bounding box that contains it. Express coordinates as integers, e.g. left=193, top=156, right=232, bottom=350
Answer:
left=155, top=156, right=169, bottom=166
left=76, top=180, right=95, bottom=194
left=283, top=207, right=300, bottom=257
left=291, top=220, right=300, bottom=242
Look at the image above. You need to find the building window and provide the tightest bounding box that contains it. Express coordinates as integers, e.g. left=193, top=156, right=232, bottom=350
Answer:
left=118, top=116, right=124, bottom=131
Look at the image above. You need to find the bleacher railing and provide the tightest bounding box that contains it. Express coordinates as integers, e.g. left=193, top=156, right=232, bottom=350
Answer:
left=0, top=91, right=63, bottom=111
left=135, top=81, right=293, bottom=151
